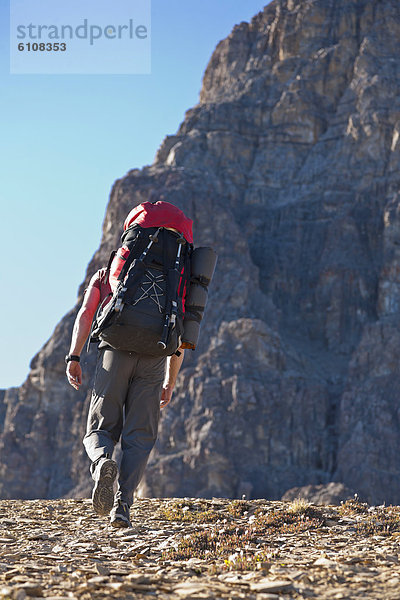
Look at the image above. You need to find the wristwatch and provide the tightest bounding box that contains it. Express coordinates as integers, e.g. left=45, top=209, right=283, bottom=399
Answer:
left=65, top=354, right=80, bottom=364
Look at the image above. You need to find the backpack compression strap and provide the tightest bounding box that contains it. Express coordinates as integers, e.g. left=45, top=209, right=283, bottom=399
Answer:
left=158, top=233, right=187, bottom=349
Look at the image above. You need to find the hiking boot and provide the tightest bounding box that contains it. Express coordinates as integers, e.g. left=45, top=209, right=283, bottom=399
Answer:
left=92, top=458, right=119, bottom=516
left=110, top=500, right=131, bottom=528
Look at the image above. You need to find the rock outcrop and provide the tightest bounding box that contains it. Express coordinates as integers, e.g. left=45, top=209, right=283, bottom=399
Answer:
left=281, top=482, right=354, bottom=505
left=1, top=0, right=400, bottom=504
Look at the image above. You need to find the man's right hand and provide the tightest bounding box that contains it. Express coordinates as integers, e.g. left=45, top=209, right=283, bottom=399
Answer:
left=66, top=361, right=82, bottom=390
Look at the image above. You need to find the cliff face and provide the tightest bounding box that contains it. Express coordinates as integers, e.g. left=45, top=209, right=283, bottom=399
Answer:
left=2, top=0, right=400, bottom=504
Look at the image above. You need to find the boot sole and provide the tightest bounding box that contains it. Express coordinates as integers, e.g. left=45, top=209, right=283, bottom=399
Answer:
left=92, top=459, right=118, bottom=516
left=110, top=515, right=131, bottom=528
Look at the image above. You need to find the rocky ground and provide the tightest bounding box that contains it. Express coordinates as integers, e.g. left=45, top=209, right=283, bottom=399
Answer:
left=0, top=497, right=400, bottom=599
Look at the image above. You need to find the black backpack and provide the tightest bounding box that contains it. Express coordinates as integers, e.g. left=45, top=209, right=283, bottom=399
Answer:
left=91, top=225, right=192, bottom=356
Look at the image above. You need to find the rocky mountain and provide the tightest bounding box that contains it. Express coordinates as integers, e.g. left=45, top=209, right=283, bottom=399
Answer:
left=1, top=0, right=400, bottom=504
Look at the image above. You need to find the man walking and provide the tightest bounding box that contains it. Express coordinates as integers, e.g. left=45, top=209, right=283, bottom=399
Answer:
left=66, top=202, right=190, bottom=528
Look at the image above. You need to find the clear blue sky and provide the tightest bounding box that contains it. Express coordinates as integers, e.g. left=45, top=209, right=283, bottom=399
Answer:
left=0, top=0, right=269, bottom=389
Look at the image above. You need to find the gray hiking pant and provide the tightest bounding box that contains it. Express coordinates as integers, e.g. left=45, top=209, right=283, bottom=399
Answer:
left=83, top=346, right=166, bottom=506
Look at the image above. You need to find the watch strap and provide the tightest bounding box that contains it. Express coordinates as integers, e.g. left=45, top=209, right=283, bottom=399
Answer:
left=65, top=354, right=80, bottom=364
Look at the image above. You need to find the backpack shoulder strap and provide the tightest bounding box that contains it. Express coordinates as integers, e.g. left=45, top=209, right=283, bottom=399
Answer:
left=104, top=250, right=116, bottom=285
left=118, top=226, right=145, bottom=282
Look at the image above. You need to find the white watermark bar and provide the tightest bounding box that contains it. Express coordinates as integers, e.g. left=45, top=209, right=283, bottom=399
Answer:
left=10, top=0, right=151, bottom=74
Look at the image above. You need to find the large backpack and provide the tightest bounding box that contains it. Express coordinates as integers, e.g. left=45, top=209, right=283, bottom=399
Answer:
left=91, top=203, right=193, bottom=357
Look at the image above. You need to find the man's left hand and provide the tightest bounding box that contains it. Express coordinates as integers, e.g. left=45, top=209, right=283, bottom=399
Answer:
left=160, top=384, right=174, bottom=409
left=66, top=361, right=82, bottom=390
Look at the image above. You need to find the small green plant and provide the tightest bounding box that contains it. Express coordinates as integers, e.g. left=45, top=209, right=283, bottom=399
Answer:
left=252, top=508, right=323, bottom=535
left=162, top=506, right=323, bottom=568
left=160, top=500, right=220, bottom=523
left=227, top=499, right=251, bottom=518
left=356, top=506, right=400, bottom=536
left=339, top=494, right=369, bottom=516
left=222, top=548, right=277, bottom=572
left=337, top=496, right=400, bottom=537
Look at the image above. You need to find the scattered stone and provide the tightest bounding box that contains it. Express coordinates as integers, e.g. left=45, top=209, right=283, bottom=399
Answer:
left=94, top=563, right=109, bottom=576
left=0, top=498, right=398, bottom=599
left=314, top=557, right=338, bottom=568
left=18, top=583, right=43, bottom=597
left=4, top=569, right=21, bottom=581
left=250, top=579, right=292, bottom=593
left=173, top=582, right=212, bottom=596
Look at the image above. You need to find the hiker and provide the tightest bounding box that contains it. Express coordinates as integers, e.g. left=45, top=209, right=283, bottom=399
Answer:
left=66, top=201, right=193, bottom=528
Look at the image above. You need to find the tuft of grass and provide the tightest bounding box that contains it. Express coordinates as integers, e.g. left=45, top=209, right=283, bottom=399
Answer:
left=287, top=498, right=312, bottom=514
